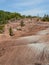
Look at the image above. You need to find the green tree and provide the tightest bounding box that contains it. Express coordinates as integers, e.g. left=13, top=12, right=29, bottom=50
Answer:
left=0, top=10, right=23, bottom=24
left=42, top=14, right=49, bottom=21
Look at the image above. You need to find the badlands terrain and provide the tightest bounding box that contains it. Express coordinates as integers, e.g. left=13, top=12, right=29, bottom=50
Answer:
left=0, top=18, right=49, bottom=65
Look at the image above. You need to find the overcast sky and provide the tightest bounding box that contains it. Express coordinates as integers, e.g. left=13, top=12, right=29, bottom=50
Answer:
left=0, top=0, right=49, bottom=16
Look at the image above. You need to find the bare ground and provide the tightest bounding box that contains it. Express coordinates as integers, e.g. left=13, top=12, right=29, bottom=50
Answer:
left=0, top=18, right=49, bottom=65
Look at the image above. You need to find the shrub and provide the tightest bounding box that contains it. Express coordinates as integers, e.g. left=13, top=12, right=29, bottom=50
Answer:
left=42, top=15, right=49, bottom=21
left=20, top=20, right=25, bottom=27
left=9, top=27, right=13, bottom=36
left=35, top=63, right=41, bottom=65
left=0, top=25, right=4, bottom=33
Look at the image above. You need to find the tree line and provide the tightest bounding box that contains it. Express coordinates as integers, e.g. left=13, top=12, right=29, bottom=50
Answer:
left=0, top=10, right=24, bottom=24
left=0, top=10, right=49, bottom=24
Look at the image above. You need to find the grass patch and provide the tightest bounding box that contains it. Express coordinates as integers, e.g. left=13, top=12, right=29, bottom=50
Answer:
left=0, top=25, right=5, bottom=33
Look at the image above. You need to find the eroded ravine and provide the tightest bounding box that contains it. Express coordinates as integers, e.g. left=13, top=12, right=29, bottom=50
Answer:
left=0, top=37, right=49, bottom=65
left=0, top=27, right=49, bottom=65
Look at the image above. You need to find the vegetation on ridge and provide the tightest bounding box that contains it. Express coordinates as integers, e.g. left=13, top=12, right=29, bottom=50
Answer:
left=0, top=10, right=22, bottom=24
left=0, top=10, right=49, bottom=25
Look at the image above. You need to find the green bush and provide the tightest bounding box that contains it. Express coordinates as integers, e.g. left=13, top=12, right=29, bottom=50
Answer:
left=9, top=27, right=13, bottom=36
left=0, top=25, right=4, bottom=33
left=0, top=10, right=23, bottom=24
left=42, top=15, right=49, bottom=21
left=20, top=21, right=25, bottom=27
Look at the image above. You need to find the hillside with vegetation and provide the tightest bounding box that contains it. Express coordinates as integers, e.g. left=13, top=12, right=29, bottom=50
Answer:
left=0, top=10, right=49, bottom=34
left=0, top=10, right=49, bottom=24
left=0, top=10, right=23, bottom=24
left=0, top=10, right=49, bottom=65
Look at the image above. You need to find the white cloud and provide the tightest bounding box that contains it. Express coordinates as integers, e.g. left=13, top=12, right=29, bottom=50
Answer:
left=7, top=0, right=49, bottom=16
left=20, top=8, right=49, bottom=16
